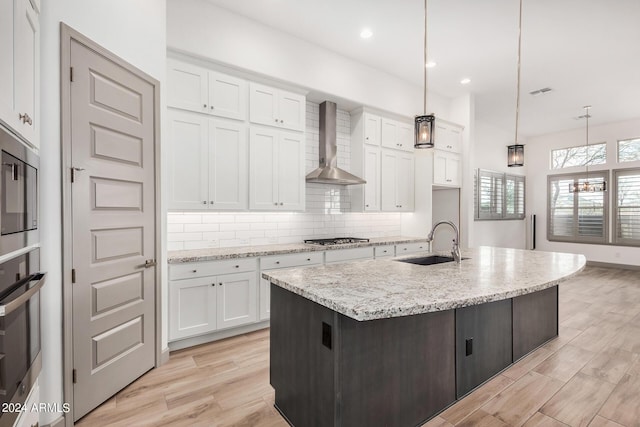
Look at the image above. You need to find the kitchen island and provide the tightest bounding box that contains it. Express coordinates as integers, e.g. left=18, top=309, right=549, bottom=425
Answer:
left=263, top=247, right=586, bottom=427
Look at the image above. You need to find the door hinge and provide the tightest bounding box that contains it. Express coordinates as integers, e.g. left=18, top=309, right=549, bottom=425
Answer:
left=70, top=66, right=74, bottom=82
left=72, top=369, right=77, bottom=383
left=71, top=269, right=76, bottom=283
left=71, top=167, right=75, bottom=183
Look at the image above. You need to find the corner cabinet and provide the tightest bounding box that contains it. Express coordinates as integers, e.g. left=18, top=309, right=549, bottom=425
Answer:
left=167, top=59, right=246, bottom=121
left=249, top=83, right=306, bottom=132
left=167, top=110, right=247, bottom=210
left=0, top=0, right=39, bottom=148
left=381, top=149, right=415, bottom=212
left=249, top=127, right=305, bottom=211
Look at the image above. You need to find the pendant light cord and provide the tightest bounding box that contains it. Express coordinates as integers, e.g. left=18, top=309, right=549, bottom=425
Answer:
left=585, top=105, right=590, bottom=181
left=514, top=0, right=523, bottom=144
left=423, top=0, right=428, bottom=115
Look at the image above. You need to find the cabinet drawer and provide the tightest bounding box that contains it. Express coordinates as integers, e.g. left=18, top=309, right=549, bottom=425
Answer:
left=374, top=245, right=395, bottom=258
left=261, top=252, right=323, bottom=270
left=396, top=242, right=429, bottom=255
left=170, top=258, right=257, bottom=280
left=325, top=247, right=374, bottom=263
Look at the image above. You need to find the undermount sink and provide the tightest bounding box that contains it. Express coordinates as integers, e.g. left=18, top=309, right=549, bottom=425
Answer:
left=395, top=255, right=467, bottom=266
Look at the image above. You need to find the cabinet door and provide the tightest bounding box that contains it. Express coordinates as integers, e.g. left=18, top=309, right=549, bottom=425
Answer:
left=433, top=150, right=448, bottom=186
left=249, top=82, right=278, bottom=127
left=380, top=150, right=398, bottom=211
left=435, top=121, right=462, bottom=153
left=13, top=0, right=38, bottom=145
left=397, top=122, right=414, bottom=152
left=396, top=153, right=414, bottom=211
left=168, top=111, right=209, bottom=209
left=210, top=120, right=247, bottom=209
left=278, top=90, right=305, bottom=132
left=277, top=132, right=305, bottom=210
left=381, top=118, right=398, bottom=150
left=0, top=0, right=15, bottom=131
left=249, top=127, right=279, bottom=209
left=169, top=277, right=217, bottom=340
left=167, top=59, right=208, bottom=114
left=363, top=113, right=381, bottom=146
left=259, top=276, right=271, bottom=320
left=217, top=272, right=257, bottom=329
left=446, top=152, right=461, bottom=186
left=208, top=71, right=246, bottom=121
left=363, top=146, right=380, bottom=211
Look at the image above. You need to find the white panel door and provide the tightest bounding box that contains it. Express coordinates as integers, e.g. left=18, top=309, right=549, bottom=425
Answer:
left=363, top=113, right=381, bottom=146
left=169, top=277, right=217, bottom=340
left=168, top=111, right=208, bottom=209
left=277, top=131, right=305, bottom=210
left=249, top=82, right=278, bottom=127
left=208, top=71, right=246, bottom=121
left=13, top=0, right=38, bottom=145
left=210, top=120, right=247, bottom=210
left=166, top=59, right=208, bottom=114
left=396, top=153, right=415, bottom=211
left=381, top=149, right=398, bottom=211
left=278, top=90, right=305, bottom=131
left=217, top=272, right=257, bottom=329
left=397, top=122, right=414, bottom=152
left=363, top=146, right=381, bottom=211
left=0, top=0, right=15, bottom=131
left=381, top=118, right=398, bottom=150
left=249, top=127, right=278, bottom=209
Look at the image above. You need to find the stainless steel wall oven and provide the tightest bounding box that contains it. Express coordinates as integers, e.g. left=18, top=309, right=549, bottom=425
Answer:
left=0, top=248, right=44, bottom=427
left=0, top=126, right=39, bottom=257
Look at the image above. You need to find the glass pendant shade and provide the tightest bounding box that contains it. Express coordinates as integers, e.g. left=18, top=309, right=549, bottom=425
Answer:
left=507, top=144, right=524, bottom=167
left=415, top=114, right=435, bottom=148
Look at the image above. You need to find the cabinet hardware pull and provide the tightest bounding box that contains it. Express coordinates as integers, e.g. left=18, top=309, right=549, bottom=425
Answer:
left=210, top=106, right=214, bottom=109
left=280, top=119, right=284, bottom=123
left=307, top=258, right=311, bottom=261
left=202, top=201, right=207, bottom=204
left=274, top=118, right=278, bottom=122
left=274, top=202, right=278, bottom=206
left=280, top=202, right=284, bottom=206
left=219, top=282, right=223, bottom=286
left=211, top=283, right=215, bottom=287
left=210, top=201, right=214, bottom=204
left=19, top=113, right=32, bottom=125
left=275, top=261, right=280, bottom=264
left=204, top=104, right=207, bottom=108
left=192, top=270, right=197, bottom=273
left=144, top=259, right=157, bottom=268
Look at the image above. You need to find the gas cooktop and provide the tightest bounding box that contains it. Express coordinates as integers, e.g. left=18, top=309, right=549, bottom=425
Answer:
left=304, top=237, right=370, bottom=246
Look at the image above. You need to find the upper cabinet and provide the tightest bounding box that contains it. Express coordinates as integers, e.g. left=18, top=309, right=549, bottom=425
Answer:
left=381, top=149, right=414, bottom=212
left=433, top=119, right=464, bottom=188
left=381, top=118, right=413, bottom=152
left=249, top=82, right=306, bottom=132
left=0, top=0, right=39, bottom=148
left=363, top=113, right=381, bottom=146
left=434, top=120, right=463, bottom=153
left=167, top=59, right=246, bottom=121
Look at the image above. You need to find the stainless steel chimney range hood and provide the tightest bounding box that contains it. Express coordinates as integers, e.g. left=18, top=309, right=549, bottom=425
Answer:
left=305, top=101, right=366, bottom=185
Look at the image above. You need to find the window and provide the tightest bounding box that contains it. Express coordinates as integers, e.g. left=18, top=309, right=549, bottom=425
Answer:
left=475, top=169, right=525, bottom=220
left=613, top=169, right=640, bottom=245
left=551, top=142, right=606, bottom=169
left=618, top=138, right=640, bottom=163
left=547, top=171, right=608, bottom=243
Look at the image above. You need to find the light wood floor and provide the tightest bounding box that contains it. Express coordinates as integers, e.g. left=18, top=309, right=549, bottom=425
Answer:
left=77, top=267, right=640, bottom=427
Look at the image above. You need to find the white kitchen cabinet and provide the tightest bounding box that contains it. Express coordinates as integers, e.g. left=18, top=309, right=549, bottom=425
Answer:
left=434, top=120, right=463, bottom=153
left=249, top=127, right=305, bottom=211
left=13, top=378, right=39, bottom=427
left=381, top=118, right=413, bottom=152
left=396, top=241, right=429, bottom=255
left=169, top=260, right=258, bottom=341
left=168, top=110, right=247, bottom=210
left=325, top=247, right=374, bottom=264
left=374, top=245, right=395, bottom=258
left=433, top=149, right=461, bottom=187
left=167, top=59, right=246, bottom=121
left=363, top=146, right=381, bottom=211
left=249, top=82, right=305, bottom=132
left=0, top=0, right=39, bottom=148
left=364, top=113, right=381, bottom=146
left=259, top=252, right=323, bottom=320
left=381, top=149, right=415, bottom=212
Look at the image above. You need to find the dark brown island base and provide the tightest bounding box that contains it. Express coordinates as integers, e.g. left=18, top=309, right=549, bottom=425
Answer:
left=264, top=247, right=586, bottom=427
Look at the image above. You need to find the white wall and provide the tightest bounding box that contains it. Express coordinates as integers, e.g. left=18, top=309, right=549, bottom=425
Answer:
left=39, top=1, right=166, bottom=423
left=467, top=120, right=528, bottom=249
left=527, top=117, right=640, bottom=265
left=166, top=0, right=453, bottom=121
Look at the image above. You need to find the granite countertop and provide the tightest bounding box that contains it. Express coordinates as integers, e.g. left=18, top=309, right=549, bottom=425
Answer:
left=167, top=236, right=428, bottom=263
left=262, top=246, right=586, bottom=321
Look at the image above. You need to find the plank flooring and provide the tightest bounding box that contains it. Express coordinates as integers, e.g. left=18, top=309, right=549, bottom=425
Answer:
left=77, top=267, right=640, bottom=426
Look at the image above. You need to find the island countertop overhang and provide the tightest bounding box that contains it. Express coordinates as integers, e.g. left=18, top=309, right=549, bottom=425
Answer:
left=262, top=246, right=586, bottom=321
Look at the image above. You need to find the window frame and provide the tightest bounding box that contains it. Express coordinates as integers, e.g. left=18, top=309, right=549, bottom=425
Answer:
left=612, top=167, right=640, bottom=246
left=475, top=169, right=526, bottom=221
left=550, top=141, right=607, bottom=170
left=617, top=137, right=640, bottom=163
left=547, top=170, right=609, bottom=244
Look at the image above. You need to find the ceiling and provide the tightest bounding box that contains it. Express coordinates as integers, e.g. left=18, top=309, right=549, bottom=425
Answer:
left=203, top=0, right=640, bottom=138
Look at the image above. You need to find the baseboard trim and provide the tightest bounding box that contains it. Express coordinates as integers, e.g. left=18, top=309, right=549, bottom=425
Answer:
left=587, top=260, right=640, bottom=270
left=160, top=347, right=170, bottom=366
left=42, top=415, right=65, bottom=427
left=168, top=321, right=270, bottom=352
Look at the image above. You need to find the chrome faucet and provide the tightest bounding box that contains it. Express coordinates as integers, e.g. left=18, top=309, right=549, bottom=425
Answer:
left=426, top=221, right=461, bottom=263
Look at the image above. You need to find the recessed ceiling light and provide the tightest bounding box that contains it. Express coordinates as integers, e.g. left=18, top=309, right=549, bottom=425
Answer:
left=460, top=78, right=471, bottom=85
left=425, top=61, right=437, bottom=68
left=360, top=28, right=373, bottom=39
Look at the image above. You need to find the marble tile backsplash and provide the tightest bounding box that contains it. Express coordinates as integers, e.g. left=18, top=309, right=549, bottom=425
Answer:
left=167, top=101, right=402, bottom=250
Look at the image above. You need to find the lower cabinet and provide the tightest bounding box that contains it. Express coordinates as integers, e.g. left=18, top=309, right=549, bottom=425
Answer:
left=13, top=378, right=39, bottom=427
left=169, top=270, right=257, bottom=341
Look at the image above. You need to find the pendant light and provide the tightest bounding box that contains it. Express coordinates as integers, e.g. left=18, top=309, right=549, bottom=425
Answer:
left=414, top=0, right=435, bottom=148
left=507, top=0, right=525, bottom=167
left=569, top=106, right=607, bottom=193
